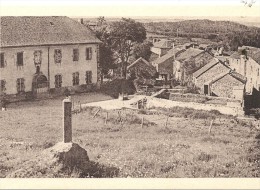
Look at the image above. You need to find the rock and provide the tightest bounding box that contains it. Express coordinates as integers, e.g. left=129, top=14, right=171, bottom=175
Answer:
left=42, top=142, right=90, bottom=169
left=7, top=142, right=90, bottom=178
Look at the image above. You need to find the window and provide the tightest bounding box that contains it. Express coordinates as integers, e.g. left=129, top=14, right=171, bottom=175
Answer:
left=16, top=78, right=25, bottom=93
left=55, top=74, right=62, bottom=88
left=73, top=49, right=79, bottom=61
left=17, top=52, right=23, bottom=66
left=97, top=45, right=100, bottom=66
left=54, top=49, right=62, bottom=63
left=72, top=72, right=79, bottom=86
left=34, top=50, right=42, bottom=65
left=85, top=47, right=92, bottom=60
left=0, top=80, right=6, bottom=92
left=85, top=71, right=92, bottom=84
left=0, top=53, right=5, bottom=68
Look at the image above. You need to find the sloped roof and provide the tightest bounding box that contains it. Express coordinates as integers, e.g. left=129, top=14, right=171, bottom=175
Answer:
left=152, top=48, right=184, bottom=65
left=248, top=50, right=260, bottom=64
left=199, top=44, right=209, bottom=49
left=193, top=58, right=220, bottom=78
left=229, top=70, right=247, bottom=83
left=176, top=48, right=203, bottom=61
left=205, top=70, right=246, bottom=85
left=153, top=39, right=172, bottom=49
left=127, top=57, right=157, bottom=77
left=230, top=47, right=260, bottom=64
left=127, top=57, right=151, bottom=70
left=230, top=52, right=241, bottom=59
left=0, top=16, right=101, bottom=47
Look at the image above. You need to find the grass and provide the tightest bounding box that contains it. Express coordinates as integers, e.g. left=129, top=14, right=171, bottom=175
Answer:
left=0, top=92, right=259, bottom=177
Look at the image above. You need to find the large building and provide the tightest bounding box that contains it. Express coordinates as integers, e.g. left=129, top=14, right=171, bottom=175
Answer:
left=0, top=16, right=101, bottom=99
left=229, top=46, right=260, bottom=94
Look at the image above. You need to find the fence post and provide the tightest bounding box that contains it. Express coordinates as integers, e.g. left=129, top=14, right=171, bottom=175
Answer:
left=141, top=116, right=144, bottom=128
left=63, top=98, right=72, bottom=143
left=165, top=116, right=169, bottom=128
left=208, top=119, right=214, bottom=134
left=79, top=101, right=82, bottom=112
left=105, top=112, right=108, bottom=125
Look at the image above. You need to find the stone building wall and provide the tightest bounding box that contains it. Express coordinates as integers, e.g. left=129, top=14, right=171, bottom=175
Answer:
left=196, top=63, right=230, bottom=92
left=211, top=74, right=244, bottom=99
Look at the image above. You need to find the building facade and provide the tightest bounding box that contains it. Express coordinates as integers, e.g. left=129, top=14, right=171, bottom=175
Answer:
left=193, top=58, right=246, bottom=100
left=0, top=16, right=101, bottom=99
left=229, top=47, right=260, bottom=94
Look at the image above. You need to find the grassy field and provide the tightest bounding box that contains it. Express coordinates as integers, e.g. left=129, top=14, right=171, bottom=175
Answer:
left=0, top=92, right=259, bottom=178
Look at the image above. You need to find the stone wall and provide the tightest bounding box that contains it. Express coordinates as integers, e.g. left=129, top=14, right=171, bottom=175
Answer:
left=168, top=92, right=242, bottom=108
left=196, top=62, right=230, bottom=92
left=211, top=74, right=244, bottom=99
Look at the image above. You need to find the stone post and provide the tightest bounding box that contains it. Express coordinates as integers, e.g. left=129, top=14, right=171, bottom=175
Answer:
left=63, top=98, right=72, bottom=143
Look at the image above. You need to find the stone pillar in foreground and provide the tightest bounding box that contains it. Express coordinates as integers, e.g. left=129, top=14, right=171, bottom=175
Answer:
left=63, top=98, right=72, bottom=143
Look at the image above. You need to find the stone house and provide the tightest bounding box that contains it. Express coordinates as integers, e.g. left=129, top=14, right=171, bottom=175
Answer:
left=173, top=48, right=213, bottom=84
left=229, top=46, right=260, bottom=94
left=0, top=16, right=101, bottom=99
left=152, top=48, right=185, bottom=82
left=150, top=39, right=173, bottom=58
left=127, top=57, right=157, bottom=89
left=127, top=57, right=157, bottom=79
left=193, top=58, right=246, bottom=100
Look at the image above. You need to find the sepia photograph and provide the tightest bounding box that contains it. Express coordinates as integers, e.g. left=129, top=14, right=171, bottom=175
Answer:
left=0, top=0, right=260, bottom=189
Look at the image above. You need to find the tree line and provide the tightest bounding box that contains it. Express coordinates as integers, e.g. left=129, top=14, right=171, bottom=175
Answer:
left=144, top=19, right=260, bottom=50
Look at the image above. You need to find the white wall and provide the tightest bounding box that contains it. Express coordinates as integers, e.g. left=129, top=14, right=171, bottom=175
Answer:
left=0, top=43, right=98, bottom=95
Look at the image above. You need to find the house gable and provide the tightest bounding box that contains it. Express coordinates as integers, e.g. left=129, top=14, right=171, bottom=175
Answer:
left=195, top=60, right=231, bottom=91
left=211, top=73, right=245, bottom=98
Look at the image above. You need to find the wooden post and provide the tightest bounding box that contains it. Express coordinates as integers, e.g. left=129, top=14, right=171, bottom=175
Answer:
left=79, top=101, right=82, bottom=112
left=141, top=116, right=144, bottom=128
left=93, top=108, right=100, bottom=118
left=208, top=119, right=214, bottom=134
left=165, top=116, right=169, bottom=128
left=105, top=112, right=108, bottom=125
left=63, top=98, right=72, bottom=143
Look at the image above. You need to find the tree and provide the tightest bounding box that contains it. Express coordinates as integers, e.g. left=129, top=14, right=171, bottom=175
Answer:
left=110, top=18, right=146, bottom=79
left=132, top=41, right=153, bottom=61
left=93, top=17, right=115, bottom=81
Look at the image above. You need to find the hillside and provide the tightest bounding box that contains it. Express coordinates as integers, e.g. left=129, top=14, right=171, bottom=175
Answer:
left=144, top=19, right=260, bottom=50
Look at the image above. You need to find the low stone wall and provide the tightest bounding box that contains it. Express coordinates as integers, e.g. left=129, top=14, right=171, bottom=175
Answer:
left=147, top=97, right=244, bottom=116
left=168, top=93, right=242, bottom=108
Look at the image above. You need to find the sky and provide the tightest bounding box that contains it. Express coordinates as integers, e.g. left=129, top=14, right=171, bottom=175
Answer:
left=0, top=0, right=260, bottom=17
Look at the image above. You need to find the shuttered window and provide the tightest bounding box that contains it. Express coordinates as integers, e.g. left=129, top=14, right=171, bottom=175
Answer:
left=0, top=80, right=6, bottom=92
left=73, top=49, right=79, bottom=61
left=54, top=49, right=62, bottom=64
left=86, top=47, right=92, bottom=60
left=16, top=78, right=25, bottom=93
left=85, top=71, right=92, bottom=84
left=72, top=72, right=79, bottom=86
left=0, top=53, right=5, bottom=68
left=17, top=52, right=23, bottom=66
